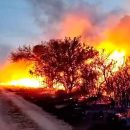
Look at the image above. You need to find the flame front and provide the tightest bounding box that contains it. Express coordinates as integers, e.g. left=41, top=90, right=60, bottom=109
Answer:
left=1, top=78, right=43, bottom=88
left=0, top=61, right=44, bottom=88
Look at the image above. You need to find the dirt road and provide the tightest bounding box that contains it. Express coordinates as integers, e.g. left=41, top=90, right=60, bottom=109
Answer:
left=0, top=89, right=72, bottom=130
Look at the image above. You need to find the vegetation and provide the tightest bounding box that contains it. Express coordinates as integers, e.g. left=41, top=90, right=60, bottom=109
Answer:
left=11, top=37, right=130, bottom=105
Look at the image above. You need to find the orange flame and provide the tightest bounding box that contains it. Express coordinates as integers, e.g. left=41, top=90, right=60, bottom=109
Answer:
left=0, top=60, right=44, bottom=88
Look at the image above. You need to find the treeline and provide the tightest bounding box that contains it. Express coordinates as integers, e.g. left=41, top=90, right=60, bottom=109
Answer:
left=11, top=37, right=130, bottom=102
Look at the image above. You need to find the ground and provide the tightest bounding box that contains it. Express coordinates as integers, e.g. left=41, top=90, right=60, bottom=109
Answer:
left=0, top=88, right=72, bottom=130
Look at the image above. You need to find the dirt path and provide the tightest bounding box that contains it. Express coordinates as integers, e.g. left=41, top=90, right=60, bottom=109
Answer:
left=0, top=89, right=72, bottom=130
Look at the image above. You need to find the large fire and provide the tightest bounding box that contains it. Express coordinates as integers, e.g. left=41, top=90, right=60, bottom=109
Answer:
left=0, top=14, right=130, bottom=90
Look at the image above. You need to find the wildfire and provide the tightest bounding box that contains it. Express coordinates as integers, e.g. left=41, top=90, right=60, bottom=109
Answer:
left=0, top=14, right=130, bottom=90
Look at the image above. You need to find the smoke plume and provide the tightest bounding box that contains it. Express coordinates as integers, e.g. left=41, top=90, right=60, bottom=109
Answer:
left=27, top=0, right=124, bottom=45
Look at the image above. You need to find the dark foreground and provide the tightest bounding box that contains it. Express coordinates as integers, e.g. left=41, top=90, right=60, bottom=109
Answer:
left=8, top=88, right=130, bottom=130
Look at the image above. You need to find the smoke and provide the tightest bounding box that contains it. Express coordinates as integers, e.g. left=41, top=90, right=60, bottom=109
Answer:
left=27, top=0, right=124, bottom=44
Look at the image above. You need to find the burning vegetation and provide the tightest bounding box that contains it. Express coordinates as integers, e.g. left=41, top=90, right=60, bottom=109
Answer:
left=0, top=36, right=129, bottom=103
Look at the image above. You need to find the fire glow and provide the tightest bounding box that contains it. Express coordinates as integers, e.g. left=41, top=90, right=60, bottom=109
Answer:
left=1, top=78, right=42, bottom=88
left=0, top=61, right=44, bottom=88
left=109, top=50, right=125, bottom=71
left=0, top=60, right=66, bottom=90
left=98, top=41, right=126, bottom=72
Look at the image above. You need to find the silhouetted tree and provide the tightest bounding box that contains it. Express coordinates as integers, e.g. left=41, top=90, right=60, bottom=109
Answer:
left=11, top=37, right=98, bottom=91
